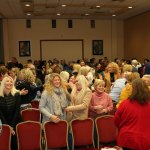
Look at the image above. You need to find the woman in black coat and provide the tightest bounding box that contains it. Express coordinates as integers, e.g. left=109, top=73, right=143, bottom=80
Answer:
left=0, top=76, right=22, bottom=149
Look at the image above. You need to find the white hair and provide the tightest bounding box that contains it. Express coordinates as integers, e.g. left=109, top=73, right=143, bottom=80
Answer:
left=0, top=76, right=19, bottom=97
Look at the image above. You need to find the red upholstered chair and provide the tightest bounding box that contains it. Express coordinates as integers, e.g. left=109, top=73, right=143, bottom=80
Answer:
left=31, top=100, right=39, bottom=109
left=44, top=120, right=69, bottom=150
left=21, top=108, right=41, bottom=122
left=70, top=118, right=96, bottom=150
left=0, top=124, right=11, bottom=150
left=16, top=121, right=42, bottom=150
left=95, top=115, right=118, bottom=148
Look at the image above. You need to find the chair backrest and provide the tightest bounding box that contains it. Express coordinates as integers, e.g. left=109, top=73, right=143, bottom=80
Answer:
left=0, top=124, right=11, bottom=150
left=21, top=108, right=41, bottom=122
left=95, top=115, right=117, bottom=146
left=109, top=101, right=117, bottom=115
left=70, top=118, right=95, bottom=149
left=16, top=121, right=42, bottom=150
left=31, top=100, right=39, bottom=109
left=44, top=120, right=69, bottom=149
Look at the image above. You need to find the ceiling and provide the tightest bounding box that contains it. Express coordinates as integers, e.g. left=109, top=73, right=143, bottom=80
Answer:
left=0, top=0, right=150, bottom=20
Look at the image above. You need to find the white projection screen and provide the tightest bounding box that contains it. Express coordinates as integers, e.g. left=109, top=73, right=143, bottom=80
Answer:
left=40, top=40, right=84, bottom=62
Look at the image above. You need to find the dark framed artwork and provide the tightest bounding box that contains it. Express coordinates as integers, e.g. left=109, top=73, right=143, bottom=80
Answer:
left=19, top=41, right=31, bottom=57
left=92, top=40, right=103, bottom=55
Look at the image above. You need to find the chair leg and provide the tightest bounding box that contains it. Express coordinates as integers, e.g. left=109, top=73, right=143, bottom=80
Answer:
left=68, top=132, right=73, bottom=150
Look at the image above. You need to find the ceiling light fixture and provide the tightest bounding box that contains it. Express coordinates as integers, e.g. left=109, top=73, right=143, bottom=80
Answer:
left=26, top=13, right=31, bottom=16
left=57, top=13, right=61, bottom=16
left=112, top=14, right=116, bottom=17
left=128, top=6, right=133, bottom=9
left=61, top=4, right=67, bottom=7
left=96, top=5, right=101, bottom=8
left=25, top=4, right=31, bottom=7
left=85, top=13, right=89, bottom=16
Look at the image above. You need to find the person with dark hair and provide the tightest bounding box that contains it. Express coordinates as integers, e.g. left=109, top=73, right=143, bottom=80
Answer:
left=144, top=61, right=150, bottom=75
left=115, top=78, right=150, bottom=150
left=0, top=66, right=8, bottom=82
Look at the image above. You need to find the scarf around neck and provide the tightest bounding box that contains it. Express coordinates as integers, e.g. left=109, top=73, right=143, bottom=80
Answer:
left=51, top=87, right=68, bottom=118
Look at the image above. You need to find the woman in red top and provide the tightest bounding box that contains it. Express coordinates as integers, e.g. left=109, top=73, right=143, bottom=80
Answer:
left=115, top=78, right=150, bottom=150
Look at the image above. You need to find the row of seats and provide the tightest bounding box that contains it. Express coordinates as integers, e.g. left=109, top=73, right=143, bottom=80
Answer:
left=0, top=115, right=119, bottom=150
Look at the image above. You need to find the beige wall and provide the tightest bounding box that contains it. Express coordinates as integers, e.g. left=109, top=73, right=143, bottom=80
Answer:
left=3, top=19, right=124, bottom=64
left=124, top=11, right=150, bottom=63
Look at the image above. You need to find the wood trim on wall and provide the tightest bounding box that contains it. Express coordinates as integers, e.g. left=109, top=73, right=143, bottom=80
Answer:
left=40, top=39, right=84, bottom=61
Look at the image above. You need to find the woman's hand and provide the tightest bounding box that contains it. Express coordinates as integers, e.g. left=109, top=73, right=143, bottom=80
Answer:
left=10, top=127, right=15, bottom=135
left=65, top=106, right=72, bottom=112
left=50, top=115, right=60, bottom=123
left=20, top=88, right=28, bottom=95
left=93, top=105, right=103, bottom=111
left=96, top=108, right=107, bottom=114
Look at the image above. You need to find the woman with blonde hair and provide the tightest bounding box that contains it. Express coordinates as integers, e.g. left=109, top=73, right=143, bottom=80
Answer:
left=100, top=62, right=120, bottom=93
left=89, top=79, right=113, bottom=119
left=78, top=65, right=94, bottom=86
left=39, top=73, right=70, bottom=123
left=0, top=76, right=22, bottom=149
left=16, top=68, right=43, bottom=105
left=72, top=63, right=81, bottom=76
left=60, top=70, right=70, bottom=88
left=110, top=64, right=132, bottom=103
left=65, top=75, right=92, bottom=120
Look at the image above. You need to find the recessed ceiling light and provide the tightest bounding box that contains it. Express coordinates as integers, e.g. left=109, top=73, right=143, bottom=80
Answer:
left=128, top=6, right=133, bottom=9
left=96, top=5, right=101, bottom=8
left=61, top=4, right=67, bottom=7
left=25, top=4, right=31, bottom=7
left=57, top=13, right=61, bottom=16
left=112, top=14, right=116, bottom=17
left=26, top=13, right=31, bottom=16
left=85, top=13, right=89, bottom=16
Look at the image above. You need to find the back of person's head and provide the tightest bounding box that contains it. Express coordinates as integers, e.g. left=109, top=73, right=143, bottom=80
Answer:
left=129, top=78, right=150, bottom=105
left=27, top=59, right=32, bottom=64
left=60, top=71, right=70, bottom=82
left=144, top=62, right=150, bottom=75
left=73, top=64, right=81, bottom=73
left=18, top=68, right=35, bottom=83
left=122, top=64, right=132, bottom=73
left=78, top=66, right=89, bottom=76
left=52, top=64, right=62, bottom=74
left=131, top=59, right=138, bottom=66
left=126, top=72, right=140, bottom=83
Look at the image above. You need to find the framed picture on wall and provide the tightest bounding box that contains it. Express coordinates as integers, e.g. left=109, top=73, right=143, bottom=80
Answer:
left=19, top=41, right=31, bottom=57
left=92, top=40, right=103, bottom=55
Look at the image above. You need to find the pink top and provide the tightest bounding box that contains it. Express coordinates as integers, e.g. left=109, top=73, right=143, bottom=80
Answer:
left=88, top=92, right=113, bottom=119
